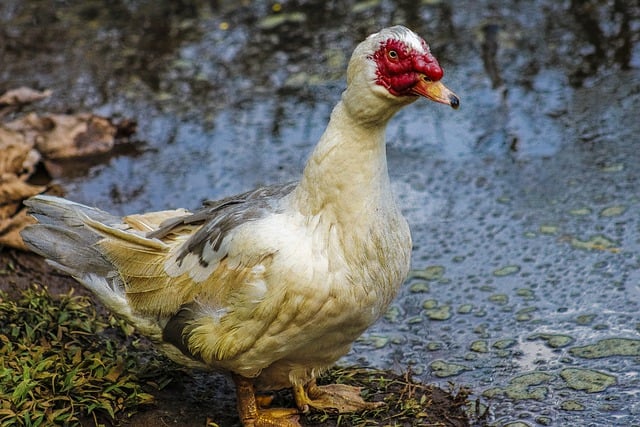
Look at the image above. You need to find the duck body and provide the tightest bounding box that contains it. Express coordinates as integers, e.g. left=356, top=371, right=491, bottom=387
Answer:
left=22, top=26, right=458, bottom=426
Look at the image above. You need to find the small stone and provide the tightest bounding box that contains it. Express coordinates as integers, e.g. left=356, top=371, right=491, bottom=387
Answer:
left=569, top=338, right=640, bottom=358
left=409, top=281, right=430, bottom=293
left=384, top=305, right=403, bottom=323
left=457, top=304, right=473, bottom=314
left=411, top=265, right=446, bottom=281
left=560, top=368, right=617, bottom=392
left=493, top=339, right=516, bottom=350
left=516, top=312, right=533, bottom=322
left=503, top=372, right=554, bottom=400
left=516, top=288, right=535, bottom=299
left=560, top=400, right=585, bottom=411
left=257, top=11, right=307, bottom=30
left=407, top=316, right=423, bottom=324
left=516, top=307, right=538, bottom=322
left=539, top=225, right=558, bottom=234
left=570, top=235, right=620, bottom=252
left=430, top=360, right=470, bottom=378
left=574, top=314, right=596, bottom=325
left=493, top=265, right=521, bottom=277
left=601, top=163, right=624, bottom=172
left=359, top=334, right=389, bottom=349
left=535, top=416, right=553, bottom=425
left=488, top=293, right=509, bottom=305
left=470, top=340, right=489, bottom=353
left=422, top=299, right=438, bottom=309
left=426, top=342, right=442, bottom=351
left=569, top=207, right=591, bottom=216
left=600, top=205, right=626, bottom=217
left=390, top=335, right=406, bottom=345
left=483, top=380, right=550, bottom=401
left=425, top=305, right=452, bottom=321
left=529, top=333, right=574, bottom=348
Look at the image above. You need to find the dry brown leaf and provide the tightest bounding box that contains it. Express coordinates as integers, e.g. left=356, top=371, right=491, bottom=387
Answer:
left=5, top=112, right=118, bottom=159
left=0, top=175, right=46, bottom=212
left=0, top=88, right=136, bottom=250
left=0, top=207, right=36, bottom=250
left=0, top=127, right=41, bottom=177
left=0, top=87, right=52, bottom=107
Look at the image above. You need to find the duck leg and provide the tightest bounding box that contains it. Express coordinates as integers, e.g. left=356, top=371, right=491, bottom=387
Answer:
left=233, top=374, right=301, bottom=427
left=293, top=378, right=383, bottom=414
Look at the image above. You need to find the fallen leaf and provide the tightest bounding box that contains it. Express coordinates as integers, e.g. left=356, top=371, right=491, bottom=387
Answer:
left=0, top=175, right=45, bottom=214
left=5, top=112, right=117, bottom=159
left=0, top=208, right=36, bottom=250
left=0, top=88, right=138, bottom=250
left=0, top=87, right=52, bottom=107
left=0, top=127, right=41, bottom=177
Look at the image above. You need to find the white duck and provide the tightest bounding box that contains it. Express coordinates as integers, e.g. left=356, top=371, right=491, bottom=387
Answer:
left=22, top=25, right=458, bottom=427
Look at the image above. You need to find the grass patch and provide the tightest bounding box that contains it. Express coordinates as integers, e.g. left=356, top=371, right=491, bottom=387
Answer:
left=0, top=284, right=170, bottom=426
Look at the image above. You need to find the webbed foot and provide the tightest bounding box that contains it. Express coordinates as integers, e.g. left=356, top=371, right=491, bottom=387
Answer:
left=234, top=375, right=301, bottom=427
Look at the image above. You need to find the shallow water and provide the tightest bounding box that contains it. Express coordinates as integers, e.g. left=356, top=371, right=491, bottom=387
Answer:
left=2, top=1, right=639, bottom=425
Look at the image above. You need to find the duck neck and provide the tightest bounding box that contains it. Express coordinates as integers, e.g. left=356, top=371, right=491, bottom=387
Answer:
left=293, top=94, right=401, bottom=221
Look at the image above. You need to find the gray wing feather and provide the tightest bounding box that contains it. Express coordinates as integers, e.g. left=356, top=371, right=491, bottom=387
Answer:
left=150, top=182, right=297, bottom=267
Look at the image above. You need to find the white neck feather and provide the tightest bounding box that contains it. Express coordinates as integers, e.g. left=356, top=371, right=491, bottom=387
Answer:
left=292, top=92, right=404, bottom=222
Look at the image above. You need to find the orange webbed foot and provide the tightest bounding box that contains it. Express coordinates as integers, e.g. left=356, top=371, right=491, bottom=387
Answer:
left=234, top=375, right=301, bottom=427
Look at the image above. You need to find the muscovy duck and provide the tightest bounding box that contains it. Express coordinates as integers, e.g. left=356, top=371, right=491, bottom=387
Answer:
left=22, top=25, right=459, bottom=427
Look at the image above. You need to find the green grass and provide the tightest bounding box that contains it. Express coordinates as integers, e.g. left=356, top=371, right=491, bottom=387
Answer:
left=0, top=284, right=168, bottom=426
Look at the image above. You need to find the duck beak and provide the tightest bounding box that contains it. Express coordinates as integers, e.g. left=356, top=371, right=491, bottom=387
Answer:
left=411, top=77, right=460, bottom=109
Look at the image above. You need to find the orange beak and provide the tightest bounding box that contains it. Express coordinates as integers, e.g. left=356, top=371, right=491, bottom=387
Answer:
left=411, top=76, right=460, bottom=109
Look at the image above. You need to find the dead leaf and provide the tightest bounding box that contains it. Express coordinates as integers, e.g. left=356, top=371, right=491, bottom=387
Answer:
left=0, top=87, right=138, bottom=251
left=5, top=113, right=118, bottom=160
left=0, top=127, right=41, bottom=177
left=104, top=363, right=125, bottom=382
left=0, top=175, right=45, bottom=215
left=0, top=87, right=52, bottom=107
left=0, top=208, right=36, bottom=250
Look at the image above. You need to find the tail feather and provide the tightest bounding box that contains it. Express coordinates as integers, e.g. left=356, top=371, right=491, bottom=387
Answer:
left=22, top=195, right=117, bottom=276
left=20, top=195, right=165, bottom=339
left=25, top=194, right=121, bottom=228
left=21, top=223, right=114, bottom=276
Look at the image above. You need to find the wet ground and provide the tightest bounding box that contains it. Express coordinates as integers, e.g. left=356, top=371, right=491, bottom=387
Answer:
left=2, top=1, right=640, bottom=426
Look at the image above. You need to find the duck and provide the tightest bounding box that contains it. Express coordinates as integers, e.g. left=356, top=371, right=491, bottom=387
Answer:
left=21, top=25, right=459, bottom=427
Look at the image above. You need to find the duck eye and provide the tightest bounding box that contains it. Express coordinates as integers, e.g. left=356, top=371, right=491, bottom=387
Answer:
left=387, top=50, right=398, bottom=59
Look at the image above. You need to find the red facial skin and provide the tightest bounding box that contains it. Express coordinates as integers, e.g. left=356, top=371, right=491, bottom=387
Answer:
left=371, top=38, right=444, bottom=97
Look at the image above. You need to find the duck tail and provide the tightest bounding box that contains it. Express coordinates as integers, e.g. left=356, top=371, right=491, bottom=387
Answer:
left=20, top=195, right=163, bottom=338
